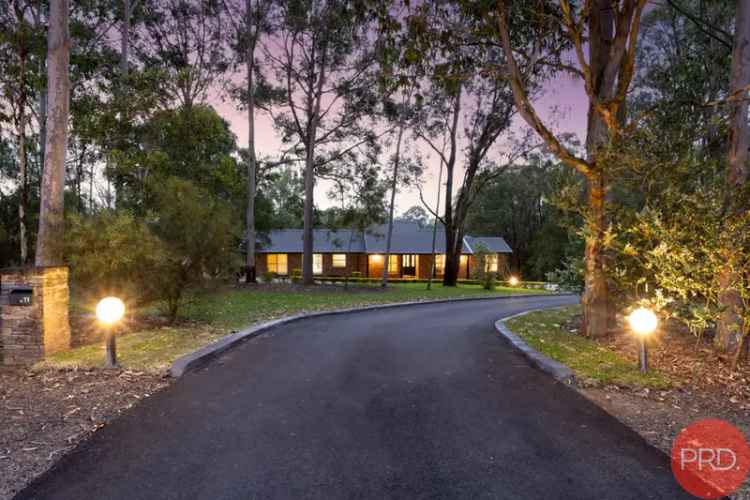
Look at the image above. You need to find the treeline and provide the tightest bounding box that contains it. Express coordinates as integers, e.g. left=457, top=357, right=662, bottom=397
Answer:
left=1, top=0, right=748, bottom=362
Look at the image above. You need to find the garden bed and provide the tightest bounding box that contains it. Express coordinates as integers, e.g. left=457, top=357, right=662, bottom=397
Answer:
left=0, top=367, right=168, bottom=500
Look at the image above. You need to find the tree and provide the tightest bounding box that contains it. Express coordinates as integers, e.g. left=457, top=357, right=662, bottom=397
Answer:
left=716, top=0, right=750, bottom=354
left=139, top=0, right=228, bottom=109
left=404, top=2, right=536, bottom=286
left=268, top=0, right=381, bottom=285
left=399, top=205, right=429, bottom=227
left=35, top=0, right=70, bottom=266
left=497, top=0, right=647, bottom=337
left=223, top=0, right=275, bottom=283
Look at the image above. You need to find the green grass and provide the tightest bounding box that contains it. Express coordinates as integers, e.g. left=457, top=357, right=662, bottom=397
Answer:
left=46, top=282, right=544, bottom=372
left=182, top=282, right=542, bottom=329
left=506, top=305, right=672, bottom=389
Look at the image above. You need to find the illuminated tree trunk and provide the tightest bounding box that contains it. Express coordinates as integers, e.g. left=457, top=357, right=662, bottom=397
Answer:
left=35, top=0, right=70, bottom=267
left=581, top=172, right=610, bottom=338
left=716, top=0, right=750, bottom=354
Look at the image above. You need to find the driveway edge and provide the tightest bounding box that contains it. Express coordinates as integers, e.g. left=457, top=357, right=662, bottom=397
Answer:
left=494, top=310, right=577, bottom=386
left=169, top=293, right=574, bottom=378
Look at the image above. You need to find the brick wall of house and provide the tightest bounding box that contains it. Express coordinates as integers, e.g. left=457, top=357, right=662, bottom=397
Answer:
left=257, top=253, right=367, bottom=277
left=0, top=266, right=71, bottom=365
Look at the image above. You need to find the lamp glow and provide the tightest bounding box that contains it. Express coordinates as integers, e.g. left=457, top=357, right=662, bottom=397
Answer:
left=628, top=307, right=658, bottom=336
left=509, top=276, right=520, bottom=286
left=96, top=297, right=125, bottom=325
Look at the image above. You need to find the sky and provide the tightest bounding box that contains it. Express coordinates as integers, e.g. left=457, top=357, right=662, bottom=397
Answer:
left=212, top=68, right=589, bottom=217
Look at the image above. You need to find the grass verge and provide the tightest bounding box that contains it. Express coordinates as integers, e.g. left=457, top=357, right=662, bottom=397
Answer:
left=46, top=282, right=544, bottom=372
left=505, top=305, right=672, bottom=389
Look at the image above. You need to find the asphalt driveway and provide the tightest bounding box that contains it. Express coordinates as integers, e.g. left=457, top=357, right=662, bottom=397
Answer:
left=16, top=295, right=692, bottom=499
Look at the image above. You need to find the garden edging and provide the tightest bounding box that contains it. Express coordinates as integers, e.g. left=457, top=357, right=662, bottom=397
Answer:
left=170, top=293, right=574, bottom=377
left=494, top=310, right=577, bottom=386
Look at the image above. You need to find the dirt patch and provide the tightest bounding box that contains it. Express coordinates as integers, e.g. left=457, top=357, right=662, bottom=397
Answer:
left=0, top=367, right=168, bottom=500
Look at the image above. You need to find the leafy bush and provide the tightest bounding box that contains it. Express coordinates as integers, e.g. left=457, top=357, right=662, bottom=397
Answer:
left=482, top=271, right=497, bottom=291
left=291, top=268, right=302, bottom=283
left=351, top=271, right=362, bottom=278
left=150, top=177, right=240, bottom=321
left=65, top=211, right=168, bottom=304
left=546, top=256, right=584, bottom=292
left=261, top=270, right=275, bottom=283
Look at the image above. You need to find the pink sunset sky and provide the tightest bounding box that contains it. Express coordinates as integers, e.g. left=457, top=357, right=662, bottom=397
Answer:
left=212, top=71, right=588, bottom=216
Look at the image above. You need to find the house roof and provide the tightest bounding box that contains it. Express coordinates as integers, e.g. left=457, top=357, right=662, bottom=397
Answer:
left=256, top=222, right=512, bottom=254
left=256, top=229, right=365, bottom=253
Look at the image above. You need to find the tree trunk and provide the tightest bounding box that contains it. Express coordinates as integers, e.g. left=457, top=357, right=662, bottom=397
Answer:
left=441, top=87, right=461, bottom=287
left=427, top=159, right=444, bottom=290
left=580, top=0, right=615, bottom=338
left=716, top=0, right=750, bottom=354
left=302, top=145, right=315, bottom=285
left=581, top=172, right=610, bottom=338
left=35, top=0, right=70, bottom=267
left=17, top=128, right=28, bottom=264
left=381, top=123, right=405, bottom=287
left=15, top=23, right=29, bottom=264
left=244, top=3, right=258, bottom=284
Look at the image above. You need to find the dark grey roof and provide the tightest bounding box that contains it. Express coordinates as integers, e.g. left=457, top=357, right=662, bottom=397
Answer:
left=256, top=222, right=511, bottom=254
left=257, top=229, right=365, bottom=253
left=464, top=236, right=513, bottom=254
left=364, top=222, right=472, bottom=253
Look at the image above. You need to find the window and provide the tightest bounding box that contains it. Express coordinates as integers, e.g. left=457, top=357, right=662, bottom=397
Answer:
left=313, top=254, right=323, bottom=274
left=485, top=254, right=498, bottom=273
left=332, top=254, right=347, bottom=268
left=267, top=254, right=288, bottom=274
left=434, top=254, right=445, bottom=274
left=388, top=255, right=398, bottom=271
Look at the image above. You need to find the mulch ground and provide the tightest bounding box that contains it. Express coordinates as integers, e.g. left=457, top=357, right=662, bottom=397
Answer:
left=0, top=367, right=168, bottom=500
left=573, top=317, right=750, bottom=498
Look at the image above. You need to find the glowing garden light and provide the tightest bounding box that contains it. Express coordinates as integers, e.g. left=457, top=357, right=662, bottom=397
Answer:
left=509, top=276, right=520, bottom=286
left=627, top=307, right=658, bottom=372
left=96, top=297, right=125, bottom=368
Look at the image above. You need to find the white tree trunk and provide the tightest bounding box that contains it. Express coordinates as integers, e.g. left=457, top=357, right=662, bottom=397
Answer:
left=35, top=0, right=70, bottom=267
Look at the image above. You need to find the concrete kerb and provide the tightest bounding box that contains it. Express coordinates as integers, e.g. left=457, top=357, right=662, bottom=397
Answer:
left=494, top=309, right=576, bottom=386
left=169, top=293, right=575, bottom=378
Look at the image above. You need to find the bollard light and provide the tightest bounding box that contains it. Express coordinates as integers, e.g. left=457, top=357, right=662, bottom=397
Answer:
left=627, top=307, right=658, bottom=373
left=96, top=297, right=125, bottom=368
left=509, top=276, right=520, bottom=286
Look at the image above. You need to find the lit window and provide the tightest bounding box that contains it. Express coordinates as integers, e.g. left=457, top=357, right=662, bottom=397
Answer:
left=267, top=254, right=288, bottom=274
left=434, top=254, right=445, bottom=273
left=313, top=254, right=323, bottom=274
left=485, top=255, right=498, bottom=273
left=332, top=254, right=347, bottom=268
left=388, top=255, right=398, bottom=271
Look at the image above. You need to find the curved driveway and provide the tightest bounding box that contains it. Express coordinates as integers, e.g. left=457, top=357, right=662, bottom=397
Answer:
left=17, top=295, right=690, bottom=500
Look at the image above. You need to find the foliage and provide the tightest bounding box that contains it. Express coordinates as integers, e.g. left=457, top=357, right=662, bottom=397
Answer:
left=64, top=211, right=168, bottom=303
left=150, top=177, right=240, bottom=321
left=546, top=256, right=585, bottom=293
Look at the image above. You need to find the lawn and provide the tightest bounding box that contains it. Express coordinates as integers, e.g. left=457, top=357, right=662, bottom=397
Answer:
left=47, top=282, right=544, bottom=372
left=505, top=306, right=672, bottom=389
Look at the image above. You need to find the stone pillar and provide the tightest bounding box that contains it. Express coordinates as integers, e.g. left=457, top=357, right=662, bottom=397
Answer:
left=0, top=266, right=71, bottom=365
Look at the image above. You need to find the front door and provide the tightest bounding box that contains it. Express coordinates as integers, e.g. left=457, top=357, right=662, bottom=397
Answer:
left=402, top=254, right=417, bottom=277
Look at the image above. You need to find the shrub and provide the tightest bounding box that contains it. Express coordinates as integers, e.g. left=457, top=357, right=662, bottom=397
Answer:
left=150, top=177, right=240, bottom=321
left=65, top=211, right=168, bottom=305
left=351, top=271, right=362, bottom=278
left=291, top=268, right=302, bottom=283
left=261, top=271, right=275, bottom=283
left=482, top=271, right=497, bottom=291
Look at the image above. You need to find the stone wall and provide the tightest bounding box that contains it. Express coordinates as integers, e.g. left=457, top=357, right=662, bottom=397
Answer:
left=0, top=266, right=71, bottom=365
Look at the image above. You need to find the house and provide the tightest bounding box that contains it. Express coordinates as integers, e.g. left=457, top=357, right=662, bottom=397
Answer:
left=255, top=222, right=512, bottom=279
